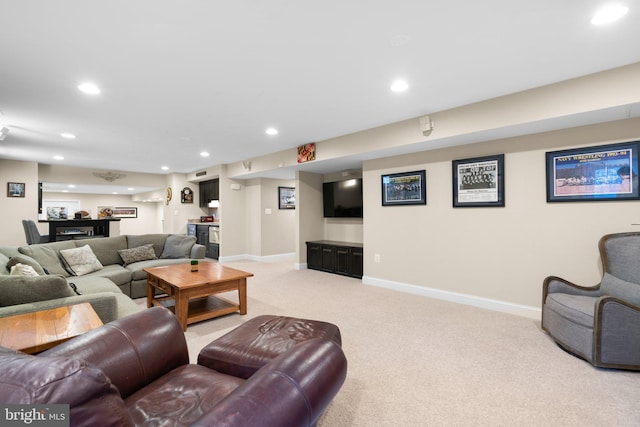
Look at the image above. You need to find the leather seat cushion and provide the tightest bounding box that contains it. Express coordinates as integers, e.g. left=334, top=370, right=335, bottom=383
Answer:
left=198, top=315, right=342, bottom=379
left=125, top=365, right=243, bottom=427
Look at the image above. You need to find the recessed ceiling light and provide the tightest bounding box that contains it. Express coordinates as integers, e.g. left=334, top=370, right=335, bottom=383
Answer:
left=53, top=155, right=64, bottom=160
left=265, top=128, right=279, bottom=135
left=591, top=4, right=629, bottom=25
left=68, top=184, right=76, bottom=188
left=61, top=133, right=76, bottom=139
left=78, top=82, right=101, bottom=95
left=161, top=166, right=169, bottom=171
left=200, top=151, right=210, bottom=157
left=62, top=190, right=69, bottom=193
left=390, top=79, right=409, bottom=93
left=128, top=187, right=135, bottom=191
left=112, top=192, right=118, bottom=195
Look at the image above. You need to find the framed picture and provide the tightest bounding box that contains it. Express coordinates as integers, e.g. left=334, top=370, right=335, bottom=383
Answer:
left=278, top=187, right=295, bottom=209
left=112, top=207, right=138, bottom=218
left=452, top=154, right=505, bottom=208
left=545, top=141, right=640, bottom=202
left=7, top=182, right=25, bottom=197
left=381, top=170, right=426, bottom=206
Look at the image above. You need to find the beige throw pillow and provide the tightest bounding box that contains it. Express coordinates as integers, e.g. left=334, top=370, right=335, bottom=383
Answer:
left=9, top=263, right=39, bottom=276
left=59, top=245, right=104, bottom=276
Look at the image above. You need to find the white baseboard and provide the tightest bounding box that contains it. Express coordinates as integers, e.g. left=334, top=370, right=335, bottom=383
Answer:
left=362, top=275, right=541, bottom=320
left=219, top=252, right=295, bottom=263
left=294, top=262, right=307, bottom=270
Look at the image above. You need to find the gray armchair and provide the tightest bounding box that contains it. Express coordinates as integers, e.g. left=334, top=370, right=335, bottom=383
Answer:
left=542, top=232, right=640, bottom=370
left=21, top=219, right=49, bottom=245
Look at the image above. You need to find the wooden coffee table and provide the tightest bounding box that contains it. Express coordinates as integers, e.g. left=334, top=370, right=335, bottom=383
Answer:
left=144, top=262, right=253, bottom=331
left=0, top=303, right=103, bottom=354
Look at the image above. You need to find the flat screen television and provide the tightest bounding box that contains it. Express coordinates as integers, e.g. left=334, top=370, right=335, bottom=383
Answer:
left=323, top=178, right=363, bottom=218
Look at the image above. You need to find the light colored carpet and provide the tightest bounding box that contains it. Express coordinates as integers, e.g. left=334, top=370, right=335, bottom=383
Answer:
left=137, top=260, right=640, bottom=426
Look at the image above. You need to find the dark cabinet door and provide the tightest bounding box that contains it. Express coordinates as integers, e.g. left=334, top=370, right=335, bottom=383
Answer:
left=199, top=179, right=220, bottom=207
left=321, top=246, right=335, bottom=272
left=350, top=248, right=363, bottom=278
left=335, top=247, right=351, bottom=276
left=307, top=243, right=322, bottom=270
left=195, top=225, right=209, bottom=245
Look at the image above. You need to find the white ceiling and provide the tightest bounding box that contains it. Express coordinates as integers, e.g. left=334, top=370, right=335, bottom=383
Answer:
left=1, top=1, right=639, bottom=193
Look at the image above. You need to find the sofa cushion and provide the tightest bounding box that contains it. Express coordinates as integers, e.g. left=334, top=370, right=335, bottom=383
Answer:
left=544, top=293, right=597, bottom=328
left=7, top=255, right=46, bottom=276
left=0, top=252, right=10, bottom=274
left=119, top=244, right=158, bottom=266
left=76, top=236, right=127, bottom=266
left=127, top=234, right=168, bottom=258
left=18, top=242, right=76, bottom=277
left=161, top=235, right=196, bottom=259
left=600, top=272, right=640, bottom=306
left=60, top=245, right=104, bottom=276
left=76, top=264, right=132, bottom=287
left=0, top=275, right=76, bottom=307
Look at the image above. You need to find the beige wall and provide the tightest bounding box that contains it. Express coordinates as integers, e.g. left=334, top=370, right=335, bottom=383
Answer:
left=0, top=160, right=40, bottom=245
left=363, top=117, right=640, bottom=313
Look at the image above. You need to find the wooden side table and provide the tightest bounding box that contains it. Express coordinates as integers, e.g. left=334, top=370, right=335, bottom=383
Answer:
left=0, top=303, right=103, bottom=354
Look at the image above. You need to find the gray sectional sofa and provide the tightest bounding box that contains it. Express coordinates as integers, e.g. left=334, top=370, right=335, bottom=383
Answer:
left=0, top=234, right=205, bottom=323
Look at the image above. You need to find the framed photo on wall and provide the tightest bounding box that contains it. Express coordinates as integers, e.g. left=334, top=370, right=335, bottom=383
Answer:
left=7, top=182, right=25, bottom=198
left=545, top=141, right=640, bottom=202
left=452, top=154, right=505, bottom=208
left=381, top=170, right=426, bottom=206
left=278, top=186, right=295, bottom=209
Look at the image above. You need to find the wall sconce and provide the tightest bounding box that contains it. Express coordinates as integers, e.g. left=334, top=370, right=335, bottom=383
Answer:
left=242, top=161, right=252, bottom=171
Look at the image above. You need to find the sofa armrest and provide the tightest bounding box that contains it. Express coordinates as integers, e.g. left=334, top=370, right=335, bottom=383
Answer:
left=542, top=275, right=600, bottom=306
left=594, top=296, right=640, bottom=369
left=192, top=339, right=347, bottom=427
left=40, top=306, right=189, bottom=399
left=191, top=243, right=206, bottom=259
left=0, top=293, right=118, bottom=323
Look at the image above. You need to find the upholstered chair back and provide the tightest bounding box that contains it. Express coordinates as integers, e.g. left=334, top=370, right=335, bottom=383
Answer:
left=601, top=233, right=640, bottom=285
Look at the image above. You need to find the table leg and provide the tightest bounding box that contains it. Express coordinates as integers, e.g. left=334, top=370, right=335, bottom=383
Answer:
left=238, top=278, right=247, bottom=315
left=146, top=278, right=153, bottom=308
left=175, top=291, right=189, bottom=331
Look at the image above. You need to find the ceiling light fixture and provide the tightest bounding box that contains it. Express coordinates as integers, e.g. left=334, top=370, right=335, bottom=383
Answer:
left=61, top=133, right=76, bottom=139
left=161, top=166, right=170, bottom=171
left=78, top=82, right=101, bottom=95
left=53, top=155, right=64, bottom=160
left=200, top=151, right=210, bottom=157
left=591, top=3, right=629, bottom=25
left=265, top=128, right=278, bottom=135
left=390, top=79, right=409, bottom=93
left=93, top=171, right=127, bottom=182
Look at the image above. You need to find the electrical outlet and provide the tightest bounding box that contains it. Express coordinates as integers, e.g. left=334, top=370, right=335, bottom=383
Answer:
left=374, top=254, right=381, bottom=263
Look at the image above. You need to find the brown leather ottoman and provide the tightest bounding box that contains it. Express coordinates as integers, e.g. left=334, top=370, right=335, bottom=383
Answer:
left=198, top=314, right=342, bottom=379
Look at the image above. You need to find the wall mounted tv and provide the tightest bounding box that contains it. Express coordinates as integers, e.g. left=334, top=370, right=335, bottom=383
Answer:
left=323, top=178, right=363, bottom=218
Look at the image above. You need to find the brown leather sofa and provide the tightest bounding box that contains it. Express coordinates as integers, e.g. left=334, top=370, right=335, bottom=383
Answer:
left=0, top=307, right=347, bottom=426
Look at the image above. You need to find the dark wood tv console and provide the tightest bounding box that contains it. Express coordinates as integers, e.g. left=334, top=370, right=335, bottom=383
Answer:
left=306, top=240, right=363, bottom=279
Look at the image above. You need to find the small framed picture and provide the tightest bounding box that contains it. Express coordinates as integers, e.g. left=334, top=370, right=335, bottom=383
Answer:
left=112, top=207, right=138, bottom=218
left=381, top=170, right=426, bottom=206
left=279, top=186, right=295, bottom=209
left=452, top=154, right=505, bottom=208
left=7, top=182, right=25, bottom=198
left=545, top=141, right=640, bottom=202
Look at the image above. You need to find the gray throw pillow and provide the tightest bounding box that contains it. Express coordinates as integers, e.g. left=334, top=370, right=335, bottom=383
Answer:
left=600, top=272, right=640, bottom=306
left=7, top=255, right=46, bottom=276
left=160, top=235, right=196, bottom=259
left=59, top=245, right=104, bottom=276
left=0, top=275, right=76, bottom=307
left=118, top=244, right=158, bottom=266
left=18, top=245, right=71, bottom=277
